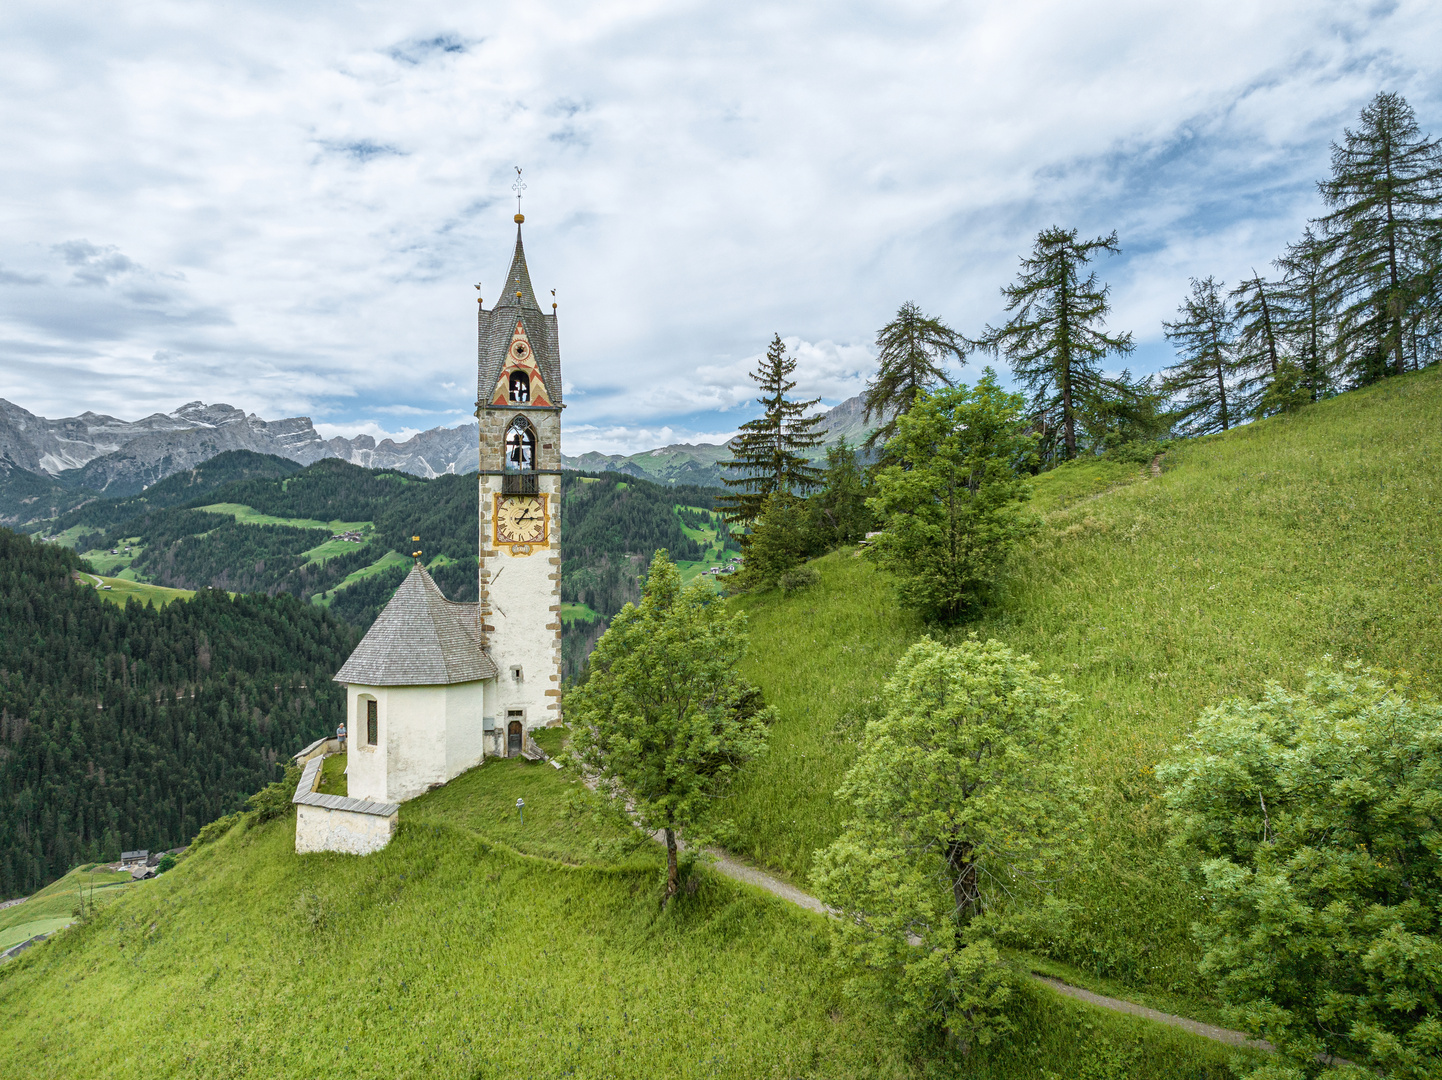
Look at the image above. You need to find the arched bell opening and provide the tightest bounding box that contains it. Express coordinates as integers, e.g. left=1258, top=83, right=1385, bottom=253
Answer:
left=508, top=370, right=530, bottom=403
left=504, top=416, right=536, bottom=472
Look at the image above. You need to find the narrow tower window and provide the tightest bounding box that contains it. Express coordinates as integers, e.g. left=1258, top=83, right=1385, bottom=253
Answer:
left=366, top=699, right=378, bottom=746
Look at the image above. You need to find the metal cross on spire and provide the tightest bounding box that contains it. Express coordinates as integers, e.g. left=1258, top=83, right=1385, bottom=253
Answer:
left=512, top=166, right=526, bottom=214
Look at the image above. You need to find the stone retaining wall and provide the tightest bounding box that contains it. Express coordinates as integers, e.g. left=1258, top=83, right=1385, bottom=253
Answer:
left=292, top=755, right=398, bottom=856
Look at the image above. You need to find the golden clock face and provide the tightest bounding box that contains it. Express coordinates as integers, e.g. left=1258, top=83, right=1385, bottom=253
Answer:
left=495, top=495, right=546, bottom=545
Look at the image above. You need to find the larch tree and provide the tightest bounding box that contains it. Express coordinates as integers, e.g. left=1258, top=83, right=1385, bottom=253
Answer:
left=1317, top=91, right=1442, bottom=383
left=862, top=302, right=968, bottom=451
left=717, top=334, right=827, bottom=525
left=1161, top=276, right=1240, bottom=435
left=1275, top=227, right=1340, bottom=403
left=568, top=553, right=772, bottom=903
left=1229, top=271, right=1284, bottom=409
left=979, top=228, right=1134, bottom=462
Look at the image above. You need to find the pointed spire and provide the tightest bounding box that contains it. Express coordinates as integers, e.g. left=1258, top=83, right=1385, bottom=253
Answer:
left=502, top=223, right=541, bottom=311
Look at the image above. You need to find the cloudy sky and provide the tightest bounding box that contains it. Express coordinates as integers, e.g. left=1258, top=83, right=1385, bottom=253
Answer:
left=1, top=1, right=1438, bottom=455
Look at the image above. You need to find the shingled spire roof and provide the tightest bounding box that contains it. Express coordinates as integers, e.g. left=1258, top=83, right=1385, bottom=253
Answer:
left=333, top=564, right=497, bottom=686
left=477, top=221, right=561, bottom=407
left=503, top=224, right=540, bottom=312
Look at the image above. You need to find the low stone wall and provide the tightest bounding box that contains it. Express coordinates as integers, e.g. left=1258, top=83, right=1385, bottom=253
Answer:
left=292, top=755, right=398, bottom=856
left=293, top=736, right=343, bottom=766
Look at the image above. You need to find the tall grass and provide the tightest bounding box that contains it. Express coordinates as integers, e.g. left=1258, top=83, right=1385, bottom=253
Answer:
left=727, top=368, right=1442, bottom=994
left=0, top=776, right=1243, bottom=1078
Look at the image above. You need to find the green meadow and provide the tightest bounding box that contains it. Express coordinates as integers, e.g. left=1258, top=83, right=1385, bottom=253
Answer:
left=0, top=743, right=1246, bottom=1079
left=726, top=367, right=1442, bottom=995
left=0, top=865, right=133, bottom=952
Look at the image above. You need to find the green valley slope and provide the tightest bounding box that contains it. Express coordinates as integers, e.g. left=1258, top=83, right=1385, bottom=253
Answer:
left=0, top=738, right=1247, bottom=1080
left=725, top=367, right=1441, bottom=996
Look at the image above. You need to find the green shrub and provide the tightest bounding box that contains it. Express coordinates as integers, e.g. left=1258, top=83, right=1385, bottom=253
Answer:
left=247, top=765, right=302, bottom=824
left=155, top=853, right=177, bottom=874
left=1159, top=661, right=1442, bottom=1076
left=192, top=811, right=245, bottom=848
left=778, top=565, right=819, bottom=593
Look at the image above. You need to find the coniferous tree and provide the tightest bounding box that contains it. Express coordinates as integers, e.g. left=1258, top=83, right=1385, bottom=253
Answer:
left=1316, top=91, right=1442, bottom=383
left=1274, top=227, right=1339, bottom=403
left=980, top=228, right=1134, bottom=462
left=1229, top=271, right=1283, bottom=410
left=717, top=335, right=827, bottom=525
left=807, top=438, right=874, bottom=547
left=1161, top=277, right=1239, bottom=435
left=862, top=302, right=967, bottom=450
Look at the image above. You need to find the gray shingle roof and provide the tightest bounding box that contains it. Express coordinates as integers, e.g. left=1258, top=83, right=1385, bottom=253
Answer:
left=333, top=564, right=497, bottom=686
left=292, top=756, right=398, bottom=816
left=478, top=224, right=562, bottom=406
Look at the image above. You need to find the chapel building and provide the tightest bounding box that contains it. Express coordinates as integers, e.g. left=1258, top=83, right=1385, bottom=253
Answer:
left=315, top=210, right=563, bottom=829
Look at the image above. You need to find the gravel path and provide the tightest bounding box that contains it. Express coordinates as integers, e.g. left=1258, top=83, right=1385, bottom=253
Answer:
left=699, top=848, right=1267, bottom=1053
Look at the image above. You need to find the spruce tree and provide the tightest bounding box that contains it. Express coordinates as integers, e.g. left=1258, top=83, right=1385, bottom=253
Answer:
left=1161, top=276, right=1239, bottom=435
left=717, top=334, right=827, bottom=525
left=980, top=227, right=1134, bottom=461
left=1316, top=91, right=1442, bottom=383
left=861, top=302, right=966, bottom=450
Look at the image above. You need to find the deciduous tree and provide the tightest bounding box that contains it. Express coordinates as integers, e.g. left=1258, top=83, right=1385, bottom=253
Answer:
left=569, top=553, right=771, bottom=903
left=813, top=636, right=1078, bottom=1048
left=1158, top=662, right=1442, bottom=1078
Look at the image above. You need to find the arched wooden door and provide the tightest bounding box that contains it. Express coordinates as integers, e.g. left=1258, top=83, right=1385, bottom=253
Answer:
left=507, top=720, right=523, bottom=757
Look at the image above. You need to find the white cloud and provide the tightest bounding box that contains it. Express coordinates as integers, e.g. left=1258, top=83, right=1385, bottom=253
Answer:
left=0, top=0, right=1437, bottom=457
left=314, top=421, right=425, bottom=445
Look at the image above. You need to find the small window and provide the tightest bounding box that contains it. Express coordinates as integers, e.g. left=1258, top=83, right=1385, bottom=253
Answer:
left=510, top=666, right=524, bottom=682
left=366, top=699, right=378, bottom=746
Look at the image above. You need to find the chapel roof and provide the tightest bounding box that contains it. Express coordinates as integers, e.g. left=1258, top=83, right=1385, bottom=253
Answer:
left=478, top=223, right=562, bottom=406
left=333, top=563, right=497, bottom=686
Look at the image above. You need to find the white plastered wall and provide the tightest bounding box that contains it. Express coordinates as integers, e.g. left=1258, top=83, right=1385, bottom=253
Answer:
left=345, top=681, right=488, bottom=804
left=477, top=412, right=565, bottom=747
left=295, top=803, right=396, bottom=855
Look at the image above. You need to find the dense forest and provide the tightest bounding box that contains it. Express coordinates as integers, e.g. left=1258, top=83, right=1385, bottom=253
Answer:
left=0, top=529, right=355, bottom=898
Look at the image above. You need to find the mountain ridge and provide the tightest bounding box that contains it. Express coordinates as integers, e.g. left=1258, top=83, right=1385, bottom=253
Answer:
left=0, top=394, right=878, bottom=502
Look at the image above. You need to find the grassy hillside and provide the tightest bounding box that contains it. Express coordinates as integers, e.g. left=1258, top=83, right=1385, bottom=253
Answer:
left=0, top=749, right=1246, bottom=1079
left=0, top=864, right=134, bottom=952
left=726, top=368, right=1442, bottom=995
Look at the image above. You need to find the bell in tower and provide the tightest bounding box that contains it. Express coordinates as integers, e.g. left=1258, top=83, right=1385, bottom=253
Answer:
left=474, top=199, right=564, bottom=745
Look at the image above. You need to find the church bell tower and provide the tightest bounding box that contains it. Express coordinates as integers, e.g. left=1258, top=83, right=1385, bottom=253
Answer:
left=475, top=207, right=563, bottom=747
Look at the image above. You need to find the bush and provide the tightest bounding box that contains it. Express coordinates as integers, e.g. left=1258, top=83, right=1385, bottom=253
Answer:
left=192, top=811, right=245, bottom=848
left=155, top=853, right=177, bottom=874
left=248, top=765, right=302, bottom=824
left=778, top=565, right=820, bottom=593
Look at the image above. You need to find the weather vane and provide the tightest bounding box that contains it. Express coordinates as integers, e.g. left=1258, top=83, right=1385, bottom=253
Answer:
left=512, top=166, right=526, bottom=214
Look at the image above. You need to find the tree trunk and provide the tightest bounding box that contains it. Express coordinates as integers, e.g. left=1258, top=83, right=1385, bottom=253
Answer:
left=664, top=827, right=679, bottom=904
